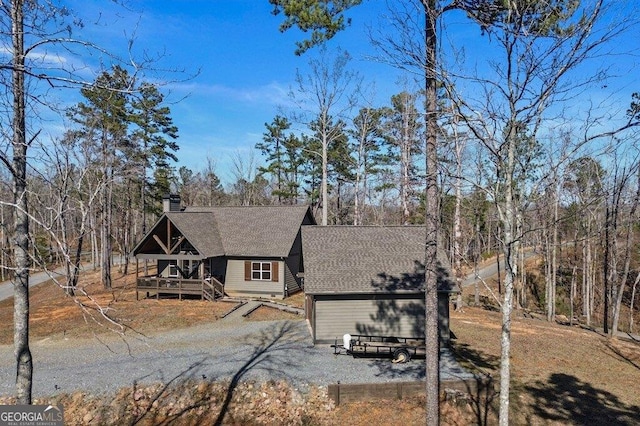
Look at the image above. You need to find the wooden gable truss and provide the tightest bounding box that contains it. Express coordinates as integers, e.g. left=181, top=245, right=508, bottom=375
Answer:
left=135, top=216, right=202, bottom=261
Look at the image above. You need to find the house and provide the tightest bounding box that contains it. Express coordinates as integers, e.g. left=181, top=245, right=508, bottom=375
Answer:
left=301, top=226, right=458, bottom=344
left=132, top=197, right=315, bottom=300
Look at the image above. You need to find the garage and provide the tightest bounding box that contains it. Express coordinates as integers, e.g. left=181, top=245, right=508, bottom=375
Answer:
left=301, top=226, right=457, bottom=345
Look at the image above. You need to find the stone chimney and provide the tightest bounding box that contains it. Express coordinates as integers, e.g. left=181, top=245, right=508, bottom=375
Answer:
left=162, top=194, right=182, bottom=212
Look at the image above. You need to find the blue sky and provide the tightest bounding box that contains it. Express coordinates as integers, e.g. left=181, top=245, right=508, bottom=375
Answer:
left=56, top=0, right=405, bottom=185
left=34, top=1, right=640, bottom=186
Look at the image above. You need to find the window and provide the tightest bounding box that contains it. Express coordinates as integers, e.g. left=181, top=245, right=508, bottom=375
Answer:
left=244, top=260, right=279, bottom=282
left=251, top=262, right=271, bottom=281
left=168, top=260, right=178, bottom=278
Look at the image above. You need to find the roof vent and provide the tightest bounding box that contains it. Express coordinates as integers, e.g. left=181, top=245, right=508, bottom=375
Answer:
left=162, top=194, right=182, bottom=212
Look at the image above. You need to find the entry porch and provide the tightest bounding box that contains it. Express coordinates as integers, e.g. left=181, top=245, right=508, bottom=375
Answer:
left=135, top=275, right=225, bottom=301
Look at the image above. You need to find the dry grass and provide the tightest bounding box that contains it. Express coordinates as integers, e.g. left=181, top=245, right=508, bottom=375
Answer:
left=0, top=268, right=273, bottom=344
left=333, top=396, right=484, bottom=426
left=450, top=307, right=640, bottom=424
left=281, top=290, right=305, bottom=308
left=245, top=305, right=302, bottom=321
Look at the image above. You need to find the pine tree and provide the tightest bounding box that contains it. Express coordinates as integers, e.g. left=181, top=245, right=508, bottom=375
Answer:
left=130, top=82, right=179, bottom=225
left=257, top=115, right=295, bottom=203
left=70, top=66, right=133, bottom=289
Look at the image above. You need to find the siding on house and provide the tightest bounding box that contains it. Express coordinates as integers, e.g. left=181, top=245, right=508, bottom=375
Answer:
left=224, top=259, right=285, bottom=298
left=283, top=227, right=305, bottom=296
left=284, top=254, right=302, bottom=295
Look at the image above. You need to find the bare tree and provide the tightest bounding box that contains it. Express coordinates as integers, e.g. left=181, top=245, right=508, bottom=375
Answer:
left=290, top=46, right=359, bottom=225
left=446, top=2, right=639, bottom=423
left=381, top=90, right=423, bottom=225
left=440, top=110, right=469, bottom=310
left=0, top=163, right=12, bottom=282
left=7, top=1, right=32, bottom=402
left=350, top=105, right=385, bottom=225
left=607, top=157, right=640, bottom=336
left=229, top=151, right=270, bottom=206
left=629, top=271, right=640, bottom=333
left=565, top=155, right=606, bottom=325
left=0, top=0, right=162, bottom=403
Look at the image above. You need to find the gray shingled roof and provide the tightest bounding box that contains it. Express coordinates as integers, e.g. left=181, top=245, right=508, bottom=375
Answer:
left=164, top=212, right=224, bottom=257
left=160, top=205, right=312, bottom=258
left=301, top=226, right=456, bottom=295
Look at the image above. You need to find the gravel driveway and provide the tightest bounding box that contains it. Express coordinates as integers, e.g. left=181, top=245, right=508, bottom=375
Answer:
left=0, top=314, right=473, bottom=398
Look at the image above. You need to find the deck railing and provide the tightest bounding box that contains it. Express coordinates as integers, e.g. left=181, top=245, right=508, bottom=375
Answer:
left=136, top=276, right=224, bottom=301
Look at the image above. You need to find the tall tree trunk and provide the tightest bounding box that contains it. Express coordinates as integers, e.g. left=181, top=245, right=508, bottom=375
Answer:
left=552, top=197, right=558, bottom=314
left=0, top=202, right=5, bottom=282
left=321, top=133, right=328, bottom=226
left=584, top=234, right=593, bottom=325
left=361, top=158, right=369, bottom=225
left=544, top=224, right=551, bottom=316
left=611, top=168, right=640, bottom=336
left=60, top=195, right=75, bottom=296
left=141, top=165, right=147, bottom=235
left=401, top=118, right=411, bottom=225
left=499, top=230, right=516, bottom=426
left=570, top=265, right=577, bottom=326
left=101, top=170, right=113, bottom=288
left=630, top=272, right=639, bottom=333
left=498, top=137, right=517, bottom=426
left=423, top=1, right=439, bottom=424
left=353, top=158, right=361, bottom=225
left=474, top=220, right=480, bottom=306
left=91, top=208, right=99, bottom=269
left=123, top=187, right=132, bottom=275
left=544, top=192, right=558, bottom=322
left=547, top=189, right=559, bottom=321
left=453, top=127, right=465, bottom=310
left=11, top=0, right=32, bottom=404
left=603, top=201, right=611, bottom=334
left=520, top=242, right=527, bottom=308
left=496, top=248, right=502, bottom=294
left=71, top=232, right=84, bottom=291
left=453, top=165, right=462, bottom=309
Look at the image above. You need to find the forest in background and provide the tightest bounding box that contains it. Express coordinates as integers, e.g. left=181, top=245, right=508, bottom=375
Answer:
left=0, top=0, right=639, bottom=416
left=1, top=48, right=638, bottom=339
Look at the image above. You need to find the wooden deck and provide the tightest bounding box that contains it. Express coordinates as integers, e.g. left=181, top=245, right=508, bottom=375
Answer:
left=136, top=276, right=224, bottom=301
